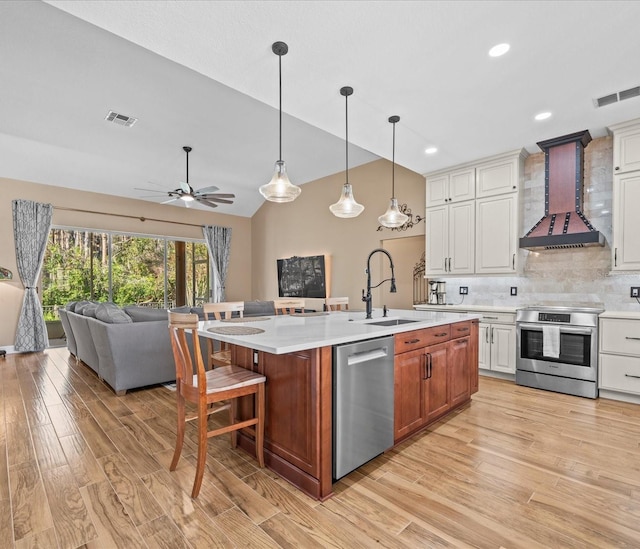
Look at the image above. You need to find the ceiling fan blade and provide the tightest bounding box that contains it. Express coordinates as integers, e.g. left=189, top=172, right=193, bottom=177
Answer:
left=197, top=193, right=235, bottom=200
left=179, top=181, right=191, bottom=194
left=199, top=198, right=219, bottom=208
left=195, top=185, right=219, bottom=194
left=198, top=197, right=234, bottom=205
left=161, top=197, right=178, bottom=204
left=134, top=187, right=168, bottom=194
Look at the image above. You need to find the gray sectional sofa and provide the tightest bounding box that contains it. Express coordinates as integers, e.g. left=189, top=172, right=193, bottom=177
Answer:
left=59, top=300, right=277, bottom=395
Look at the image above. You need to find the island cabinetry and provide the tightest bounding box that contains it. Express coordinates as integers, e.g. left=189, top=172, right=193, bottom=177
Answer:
left=394, top=321, right=474, bottom=443
left=232, top=344, right=333, bottom=500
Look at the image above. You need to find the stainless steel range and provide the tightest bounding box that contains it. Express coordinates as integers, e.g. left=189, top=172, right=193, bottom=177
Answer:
left=516, top=305, right=603, bottom=399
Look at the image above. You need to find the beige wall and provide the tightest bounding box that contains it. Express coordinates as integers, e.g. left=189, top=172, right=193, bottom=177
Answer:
left=251, top=158, right=426, bottom=312
left=0, top=177, right=252, bottom=346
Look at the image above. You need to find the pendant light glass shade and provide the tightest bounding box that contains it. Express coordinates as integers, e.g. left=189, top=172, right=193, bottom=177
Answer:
left=260, top=41, right=301, bottom=203
left=260, top=160, right=301, bottom=202
left=378, top=115, right=409, bottom=228
left=330, top=86, right=364, bottom=218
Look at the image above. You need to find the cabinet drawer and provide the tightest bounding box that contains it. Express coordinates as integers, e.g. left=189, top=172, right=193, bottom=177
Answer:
left=600, top=354, right=640, bottom=395
left=395, top=325, right=451, bottom=354
left=450, top=321, right=472, bottom=339
left=600, top=318, right=640, bottom=356
left=478, top=312, right=515, bottom=324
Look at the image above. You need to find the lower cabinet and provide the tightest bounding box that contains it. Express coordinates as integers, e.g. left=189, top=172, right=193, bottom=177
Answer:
left=394, top=321, right=475, bottom=443
left=599, top=315, right=640, bottom=401
left=478, top=313, right=516, bottom=375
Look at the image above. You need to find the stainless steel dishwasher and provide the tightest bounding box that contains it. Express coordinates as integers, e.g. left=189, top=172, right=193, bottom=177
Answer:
left=333, top=336, right=394, bottom=480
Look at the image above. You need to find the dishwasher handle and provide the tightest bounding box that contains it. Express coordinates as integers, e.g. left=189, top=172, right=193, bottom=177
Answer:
left=347, top=347, right=390, bottom=366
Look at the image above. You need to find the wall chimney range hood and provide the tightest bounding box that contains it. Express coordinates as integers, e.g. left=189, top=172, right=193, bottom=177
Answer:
left=519, top=130, right=604, bottom=250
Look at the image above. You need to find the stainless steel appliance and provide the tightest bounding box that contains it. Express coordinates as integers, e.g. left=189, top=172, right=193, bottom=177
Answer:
left=333, top=336, right=394, bottom=480
left=428, top=280, right=439, bottom=304
left=516, top=305, right=603, bottom=398
left=436, top=280, right=446, bottom=304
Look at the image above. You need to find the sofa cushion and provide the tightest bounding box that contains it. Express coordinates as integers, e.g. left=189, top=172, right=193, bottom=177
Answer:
left=191, top=307, right=205, bottom=320
left=171, top=306, right=192, bottom=314
left=96, top=303, right=133, bottom=324
left=65, top=301, right=78, bottom=312
left=82, top=303, right=99, bottom=318
left=244, top=300, right=275, bottom=317
left=74, top=300, right=95, bottom=315
left=124, top=306, right=169, bottom=322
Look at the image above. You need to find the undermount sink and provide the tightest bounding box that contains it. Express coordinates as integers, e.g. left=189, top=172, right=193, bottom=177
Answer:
left=367, top=318, right=418, bottom=327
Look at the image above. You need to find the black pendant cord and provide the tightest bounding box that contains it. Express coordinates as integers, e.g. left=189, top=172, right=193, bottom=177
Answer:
left=185, top=149, right=189, bottom=184
left=345, top=91, right=349, bottom=184
left=278, top=52, right=282, bottom=162
left=388, top=115, right=400, bottom=199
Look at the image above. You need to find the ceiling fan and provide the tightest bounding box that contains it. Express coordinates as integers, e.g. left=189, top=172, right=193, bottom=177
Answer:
left=136, top=146, right=235, bottom=209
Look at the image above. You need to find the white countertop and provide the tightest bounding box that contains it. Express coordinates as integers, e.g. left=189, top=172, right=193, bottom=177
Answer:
left=197, top=308, right=480, bottom=355
left=600, top=310, right=640, bottom=320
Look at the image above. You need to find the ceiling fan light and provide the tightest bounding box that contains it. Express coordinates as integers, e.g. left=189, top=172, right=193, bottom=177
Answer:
left=378, top=198, right=409, bottom=228
left=329, top=183, right=364, bottom=218
left=259, top=160, right=301, bottom=203
left=180, top=194, right=195, bottom=202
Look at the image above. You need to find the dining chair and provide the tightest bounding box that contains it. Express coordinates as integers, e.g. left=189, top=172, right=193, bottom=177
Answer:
left=325, top=296, right=349, bottom=311
left=167, top=311, right=265, bottom=498
left=273, top=298, right=305, bottom=315
left=203, top=301, right=245, bottom=368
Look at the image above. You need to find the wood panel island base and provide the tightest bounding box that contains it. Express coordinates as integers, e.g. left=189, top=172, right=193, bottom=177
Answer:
left=198, top=310, right=479, bottom=501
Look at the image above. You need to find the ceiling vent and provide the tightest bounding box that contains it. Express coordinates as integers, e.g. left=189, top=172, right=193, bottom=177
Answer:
left=594, top=86, right=640, bottom=108
left=105, top=110, right=138, bottom=127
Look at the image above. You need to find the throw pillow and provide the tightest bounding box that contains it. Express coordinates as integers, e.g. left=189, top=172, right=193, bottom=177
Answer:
left=82, top=303, right=99, bottom=318
left=95, top=303, right=132, bottom=324
left=65, top=301, right=78, bottom=312
left=73, top=300, right=93, bottom=315
left=124, top=306, right=169, bottom=322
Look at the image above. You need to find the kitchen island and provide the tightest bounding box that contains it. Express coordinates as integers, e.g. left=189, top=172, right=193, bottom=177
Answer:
left=197, top=308, right=479, bottom=500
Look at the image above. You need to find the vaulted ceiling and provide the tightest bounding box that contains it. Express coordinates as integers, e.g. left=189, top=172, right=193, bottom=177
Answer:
left=1, top=1, right=639, bottom=217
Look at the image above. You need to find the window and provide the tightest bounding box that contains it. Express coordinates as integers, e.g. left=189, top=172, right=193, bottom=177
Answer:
left=42, top=228, right=209, bottom=320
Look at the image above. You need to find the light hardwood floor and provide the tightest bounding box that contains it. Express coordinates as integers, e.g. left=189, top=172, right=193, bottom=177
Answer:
left=2, top=348, right=640, bottom=548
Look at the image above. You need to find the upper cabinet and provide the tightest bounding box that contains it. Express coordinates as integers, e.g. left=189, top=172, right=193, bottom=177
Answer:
left=425, top=149, right=527, bottom=276
left=611, top=118, right=640, bottom=175
left=426, top=168, right=475, bottom=208
left=610, top=118, right=640, bottom=271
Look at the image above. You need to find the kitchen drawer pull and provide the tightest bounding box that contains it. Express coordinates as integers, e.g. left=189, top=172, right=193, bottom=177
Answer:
left=405, top=338, right=421, bottom=344
left=625, top=373, right=640, bottom=379
left=435, top=332, right=448, bottom=337
left=456, top=327, right=469, bottom=332
left=625, top=336, right=640, bottom=341
left=483, top=316, right=499, bottom=320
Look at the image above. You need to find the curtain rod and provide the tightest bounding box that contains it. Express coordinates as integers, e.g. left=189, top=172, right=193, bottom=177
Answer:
left=54, top=206, right=204, bottom=228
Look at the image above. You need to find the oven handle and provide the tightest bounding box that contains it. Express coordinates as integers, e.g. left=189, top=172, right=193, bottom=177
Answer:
left=516, top=322, right=595, bottom=336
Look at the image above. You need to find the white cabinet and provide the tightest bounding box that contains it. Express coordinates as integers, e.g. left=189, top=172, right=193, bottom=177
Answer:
left=611, top=118, right=640, bottom=174
left=424, top=149, right=526, bottom=276
left=599, top=315, right=640, bottom=401
left=610, top=119, right=640, bottom=272
left=477, top=313, right=516, bottom=375
left=475, top=155, right=519, bottom=198
left=425, top=201, right=475, bottom=276
left=476, top=194, right=518, bottom=274
left=426, top=168, right=475, bottom=208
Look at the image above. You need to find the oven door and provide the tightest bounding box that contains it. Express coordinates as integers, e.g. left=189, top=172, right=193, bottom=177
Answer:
left=516, top=323, right=597, bottom=381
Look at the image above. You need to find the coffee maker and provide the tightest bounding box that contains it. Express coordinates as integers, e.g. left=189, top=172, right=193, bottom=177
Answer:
left=436, top=280, right=447, bottom=304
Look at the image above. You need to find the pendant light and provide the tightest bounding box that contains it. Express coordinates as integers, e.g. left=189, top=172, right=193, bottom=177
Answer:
left=378, top=115, right=409, bottom=228
left=329, top=86, right=364, bottom=218
left=259, top=41, right=301, bottom=203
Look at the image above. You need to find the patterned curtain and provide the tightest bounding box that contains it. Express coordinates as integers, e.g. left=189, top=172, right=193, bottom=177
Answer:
left=202, top=225, right=232, bottom=303
left=12, top=200, right=53, bottom=352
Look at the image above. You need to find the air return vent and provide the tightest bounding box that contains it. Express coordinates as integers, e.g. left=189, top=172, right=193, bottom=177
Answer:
left=105, top=110, right=138, bottom=127
left=594, top=86, right=640, bottom=108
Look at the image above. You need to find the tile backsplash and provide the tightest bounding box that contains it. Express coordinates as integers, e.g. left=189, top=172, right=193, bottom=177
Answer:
left=440, top=135, right=640, bottom=312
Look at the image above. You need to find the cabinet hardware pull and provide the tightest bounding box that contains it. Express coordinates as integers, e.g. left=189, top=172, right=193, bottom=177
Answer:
left=615, top=248, right=617, bottom=267
left=435, top=332, right=448, bottom=337
left=485, top=327, right=489, bottom=343
left=625, top=337, right=640, bottom=341
left=491, top=327, right=494, bottom=344
left=484, top=316, right=499, bottom=320
left=512, top=253, right=515, bottom=270
left=428, top=353, right=433, bottom=379
left=423, top=353, right=429, bottom=380
left=405, top=338, right=421, bottom=344
left=625, top=374, right=640, bottom=379
left=615, top=166, right=620, bottom=171
left=457, top=327, right=469, bottom=332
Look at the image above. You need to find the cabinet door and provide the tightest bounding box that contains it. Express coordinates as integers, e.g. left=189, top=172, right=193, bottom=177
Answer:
left=614, top=128, right=640, bottom=174
left=425, top=205, right=448, bottom=276
left=424, top=342, right=449, bottom=423
left=478, top=322, right=491, bottom=371
left=613, top=173, right=640, bottom=270
left=449, top=201, right=475, bottom=275
left=449, top=168, right=475, bottom=203
left=476, top=156, right=518, bottom=197
left=476, top=194, right=517, bottom=274
left=449, top=336, right=471, bottom=409
left=394, top=348, right=427, bottom=441
left=426, top=174, right=449, bottom=208
left=490, top=324, right=516, bottom=374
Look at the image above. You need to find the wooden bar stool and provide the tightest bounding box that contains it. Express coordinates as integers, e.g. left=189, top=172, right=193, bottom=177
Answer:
left=273, top=298, right=305, bottom=315
left=167, top=311, right=265, bottom=498
left=203, top=301, right=244, bottom=368
left=325, top=296, right=349, bottom=311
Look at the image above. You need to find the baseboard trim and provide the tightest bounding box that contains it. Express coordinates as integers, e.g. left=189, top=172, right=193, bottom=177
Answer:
left=0, top=345, right=16, bottom=356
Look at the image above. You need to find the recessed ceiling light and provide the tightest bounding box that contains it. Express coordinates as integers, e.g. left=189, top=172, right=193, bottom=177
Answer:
left=535, top=111, right=552, bottom=121
left=488, top=43, right=510, bottom=57
left=425, top=147, right=438, bottom=154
